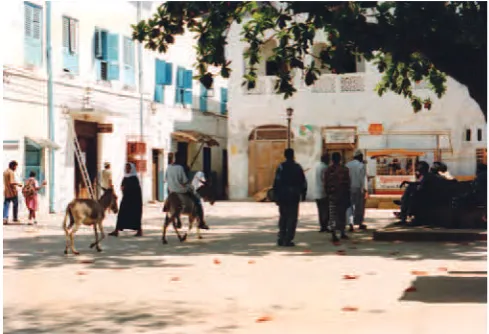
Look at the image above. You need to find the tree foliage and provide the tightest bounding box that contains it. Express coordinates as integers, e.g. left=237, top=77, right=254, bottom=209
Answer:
left=133, top=1, right=487, bottom=118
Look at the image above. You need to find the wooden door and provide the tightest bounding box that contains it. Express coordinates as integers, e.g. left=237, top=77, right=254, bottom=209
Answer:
left=248, top=140, right=287, bottom=195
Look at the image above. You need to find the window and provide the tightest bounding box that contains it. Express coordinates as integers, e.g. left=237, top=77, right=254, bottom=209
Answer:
left=477, top=128, right=483, bottom=141
left=265, top=59, right=279, bottom=76
left=175, top=67, right=193, bottom=106
left=94, top=29, right=119, bottom=81
left=24, top=2, right=43, bottom=67
left=62, top=16, right=79, bottom=74
left=123, top=37, right=135, bottom=86
left=24, top=139, right=44, bottom=195
left=476, top=148, right=487, bottom=165
left=465, top=129, right=472, bottom=141
left=154, top=59, right=173, bottom=103
left=220, top=88, right=228, bottom=115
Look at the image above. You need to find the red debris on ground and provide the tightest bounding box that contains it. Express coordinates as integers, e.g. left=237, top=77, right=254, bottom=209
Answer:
left=76, top=271, right=88, bottom=275
left=303, top=249, right=312, bottom=254
left=343, top=274, right=359, bottom=280
left=341, top=306, right=358, bottom=312
left=213, top=258, right=221, bottom=265
left=170, top=277, right=180, bottom=282
left=437, top=267, right=448, bottom=272
left=79, top=260, right=94, bottom=264
left=256, top=315, right=273, bottom=323
left=411, top=270, right=428, bottom=276
left=405, top=286, right=417, bottom=293
left=248, top=260, right=256, bottom=264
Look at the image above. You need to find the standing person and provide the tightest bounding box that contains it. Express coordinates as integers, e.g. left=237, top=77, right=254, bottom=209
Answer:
left=23, top=171, right=47, bottom=225
left=273, top=148, right=307, bottom=247
left=3, top=161, right=23, bottom=225
left=109, top=163, right=143, bottom=237
left=100, top=162, right=113, bottom=192
left=324, top=152, right=351, bottom=242
left=314, top=153, right=329, bottom=232
left=346, top=150, right=368, bottom=231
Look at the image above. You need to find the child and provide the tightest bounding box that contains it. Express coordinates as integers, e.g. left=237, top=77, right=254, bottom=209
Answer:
left=23, top=171, right=46, bottom=225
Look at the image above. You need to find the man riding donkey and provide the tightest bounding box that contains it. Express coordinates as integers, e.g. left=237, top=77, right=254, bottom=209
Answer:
left=164, top=151, right=209, bottom=230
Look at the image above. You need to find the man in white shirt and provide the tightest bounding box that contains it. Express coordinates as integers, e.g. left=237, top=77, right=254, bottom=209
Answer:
left=314, top=154, right=329, bottom=232
left=346, top=150, right=368, bottom=230
left=100, top=162, right=113, bottom=192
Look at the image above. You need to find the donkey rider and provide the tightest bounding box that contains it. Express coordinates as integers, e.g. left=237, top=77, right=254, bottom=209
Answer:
left=165, top=151, right=209, bottom=230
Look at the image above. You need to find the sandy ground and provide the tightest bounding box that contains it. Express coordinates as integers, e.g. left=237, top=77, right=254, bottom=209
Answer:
left=3, top=201, right=487, bottom=334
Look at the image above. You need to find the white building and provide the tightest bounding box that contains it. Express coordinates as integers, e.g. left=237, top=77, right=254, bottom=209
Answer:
left=3, top=1, right=228, bottom=214
left=225, top=24, right=487, bottom=200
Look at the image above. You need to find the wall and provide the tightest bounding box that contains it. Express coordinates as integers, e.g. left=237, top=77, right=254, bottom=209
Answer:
left=225, top=22, right=486, bottom=200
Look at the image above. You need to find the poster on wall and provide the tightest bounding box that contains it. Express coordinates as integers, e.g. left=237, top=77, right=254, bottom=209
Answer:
left=375, top=175, right=416, bottom=194
left=322, top=128, right=356, bottom=144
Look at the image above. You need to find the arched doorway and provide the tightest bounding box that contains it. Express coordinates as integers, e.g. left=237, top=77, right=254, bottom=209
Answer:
left=248, top=125, right=294, bottom=196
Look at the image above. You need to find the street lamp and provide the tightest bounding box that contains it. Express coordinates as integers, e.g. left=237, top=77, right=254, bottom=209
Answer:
left=286, top=107, right=294, bottom=149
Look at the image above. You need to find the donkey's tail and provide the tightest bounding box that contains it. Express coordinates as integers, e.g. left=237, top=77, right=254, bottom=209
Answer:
left=62, top=205, right=75, bottom=231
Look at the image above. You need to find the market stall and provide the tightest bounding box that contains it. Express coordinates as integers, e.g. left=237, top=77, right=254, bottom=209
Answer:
left=366, top=149, right=425, bottom=195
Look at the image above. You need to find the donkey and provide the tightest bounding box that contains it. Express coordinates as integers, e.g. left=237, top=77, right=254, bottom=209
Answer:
left=162, top=181, right=215, bottom=244
left=63, top=188, right=119, bottom=255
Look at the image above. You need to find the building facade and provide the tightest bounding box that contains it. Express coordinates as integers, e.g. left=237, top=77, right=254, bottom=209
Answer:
left=225, top=24, right=487, bottom=200
left=3, top=1, right=228, bottom=214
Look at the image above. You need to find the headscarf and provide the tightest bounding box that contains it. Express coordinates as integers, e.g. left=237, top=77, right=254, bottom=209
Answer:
left=124, top=162, right=139, bottom=179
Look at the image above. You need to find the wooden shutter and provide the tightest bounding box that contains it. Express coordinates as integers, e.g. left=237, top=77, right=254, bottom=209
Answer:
left=220, top=87, right=228, bottom=114
left=176, top=66, right=185, bottom=88
left=200, top=83, right=208, bottom=112
left=94, top=28, right=103, bottom=59
left=183, top=90, right=192, bottom=106
left=155, top=59, right=166, bottom=85
left=24, top=3, right=42, bottom=67
left=32, top=6, right=41, bottom=40
left=107, top=33, right=120, bottom=80
left=154, top=85, right=164, bottom=103
left=24, top=4, right=33, bottom=38
left=163, top=62, right=173, bottom=85
left=62, top=17, right=69, bottom=49
left=183, top=70, right=193, bottom=89
left=123, top=37, right=135, bottom=86
left=69, top=19, right=78, bottom=54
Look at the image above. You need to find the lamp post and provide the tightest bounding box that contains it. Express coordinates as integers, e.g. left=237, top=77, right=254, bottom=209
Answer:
left=286, top=107, right=294, bottom=149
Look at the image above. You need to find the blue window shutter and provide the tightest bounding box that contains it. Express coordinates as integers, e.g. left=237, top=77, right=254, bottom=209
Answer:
left=183, top=70, right=193, bottom=89
left=175, top=88, right=184, bottom=104
left=163, top=62, right=173, bottom=86
left=158, top=169, right=164, bottom=201
left=94, top=28, right=103, bottom=59
left=95, top=60, right=102, bottom=81
left=155, top=59, right=166, bottom=85
left=24, top=3, right=43, bottom=67
left=63, top=17, right=79, bottom=74
left=107, top=33, right=119, bottom=80
left=200, top=83, right=208, bottom=112
left=183, top=90, right=192, bottom=106
left=154, top=85, right=164, bottom=103
left=220, top=88, right=228, bottom=114
left=176, top=67, right=185, bottom=88
left=123, top=37, right=135, bottom=86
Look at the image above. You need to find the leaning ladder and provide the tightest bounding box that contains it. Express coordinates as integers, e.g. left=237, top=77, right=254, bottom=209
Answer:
left=67, top=118, right=96, bottom=200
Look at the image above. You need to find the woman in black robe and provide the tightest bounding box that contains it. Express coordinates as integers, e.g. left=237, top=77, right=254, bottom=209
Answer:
left=109, top=162, right=143, bottom=237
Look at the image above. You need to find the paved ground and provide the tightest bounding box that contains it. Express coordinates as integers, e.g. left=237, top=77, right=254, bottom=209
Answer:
left=3, top=202, right=487, bottom=334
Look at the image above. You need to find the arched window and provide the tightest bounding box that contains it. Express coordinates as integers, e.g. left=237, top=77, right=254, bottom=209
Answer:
left=248, top=125, right=293, bottom=141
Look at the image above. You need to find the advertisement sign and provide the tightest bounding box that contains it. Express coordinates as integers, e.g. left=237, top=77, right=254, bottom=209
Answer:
left=375, top=175, right=416, bottom=194
left=322, top=128, right=356, bottom=144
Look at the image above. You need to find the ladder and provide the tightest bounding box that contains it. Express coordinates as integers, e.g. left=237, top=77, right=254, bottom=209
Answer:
left=67, top=118, right=96, bottom=200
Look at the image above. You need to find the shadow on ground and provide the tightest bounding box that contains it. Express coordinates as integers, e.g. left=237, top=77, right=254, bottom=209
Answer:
left=3, top=301, right=223, bottom=334
left=400, top=275, right=487, bottom=304
left=3, top=210, right=486, bottom=271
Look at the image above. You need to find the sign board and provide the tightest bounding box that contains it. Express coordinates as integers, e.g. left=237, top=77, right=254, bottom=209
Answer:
left=368, top=123, right=383, bottom=135
left=322, top=128, right=356, bottom=144
left=374, top=175, right=415, bottom=194
left=97, top=123, right=113, bottom=133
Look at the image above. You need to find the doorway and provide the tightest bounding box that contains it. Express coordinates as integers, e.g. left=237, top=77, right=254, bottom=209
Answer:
left=152, top=149, right=164, bottom=202
left=222, top=149, right=228, bottom=200
left=203, top=147, right=211, bottom=178
left=74, top=120, right=98, bottom=199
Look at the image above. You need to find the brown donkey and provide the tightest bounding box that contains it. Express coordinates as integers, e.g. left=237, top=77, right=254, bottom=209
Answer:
left=63, top=188, right=119, bottom=255
left=162, top=181, right=215, bottom=244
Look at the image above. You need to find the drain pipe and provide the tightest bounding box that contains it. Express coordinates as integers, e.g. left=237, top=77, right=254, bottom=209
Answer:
left=46, top=1, right=55, bottom=213
left=137, top=2, right=145, bottom=199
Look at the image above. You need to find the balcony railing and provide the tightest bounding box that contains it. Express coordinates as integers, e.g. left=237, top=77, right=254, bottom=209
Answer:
left=242, top=73, right=367, bottom=95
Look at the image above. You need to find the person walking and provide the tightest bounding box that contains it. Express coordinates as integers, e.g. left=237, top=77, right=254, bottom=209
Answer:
left=324, top=152, right=351, bottom=242
left=23, top=171, right=46, bottom=225
left=314, top=153, right=329, bottom=232
left=3, top=161, right=23, bottom=225
left=100, top=162, right=113, bottom=192
left=109, top=163, right=143, bottom=237
left=345, top=150, right=368, bottom=231
left=273, top=148, right=307, bottom=247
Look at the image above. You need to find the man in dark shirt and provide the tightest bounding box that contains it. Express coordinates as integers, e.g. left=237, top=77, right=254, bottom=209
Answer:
left=273, top=149, right=307, bottom=247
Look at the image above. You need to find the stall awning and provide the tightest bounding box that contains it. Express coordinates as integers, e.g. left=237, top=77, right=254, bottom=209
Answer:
left=171, top=130, right=220, bottom=147
left=367, top=149, right=426, bottom=159
left=25, top=136, right=61, bottom=150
